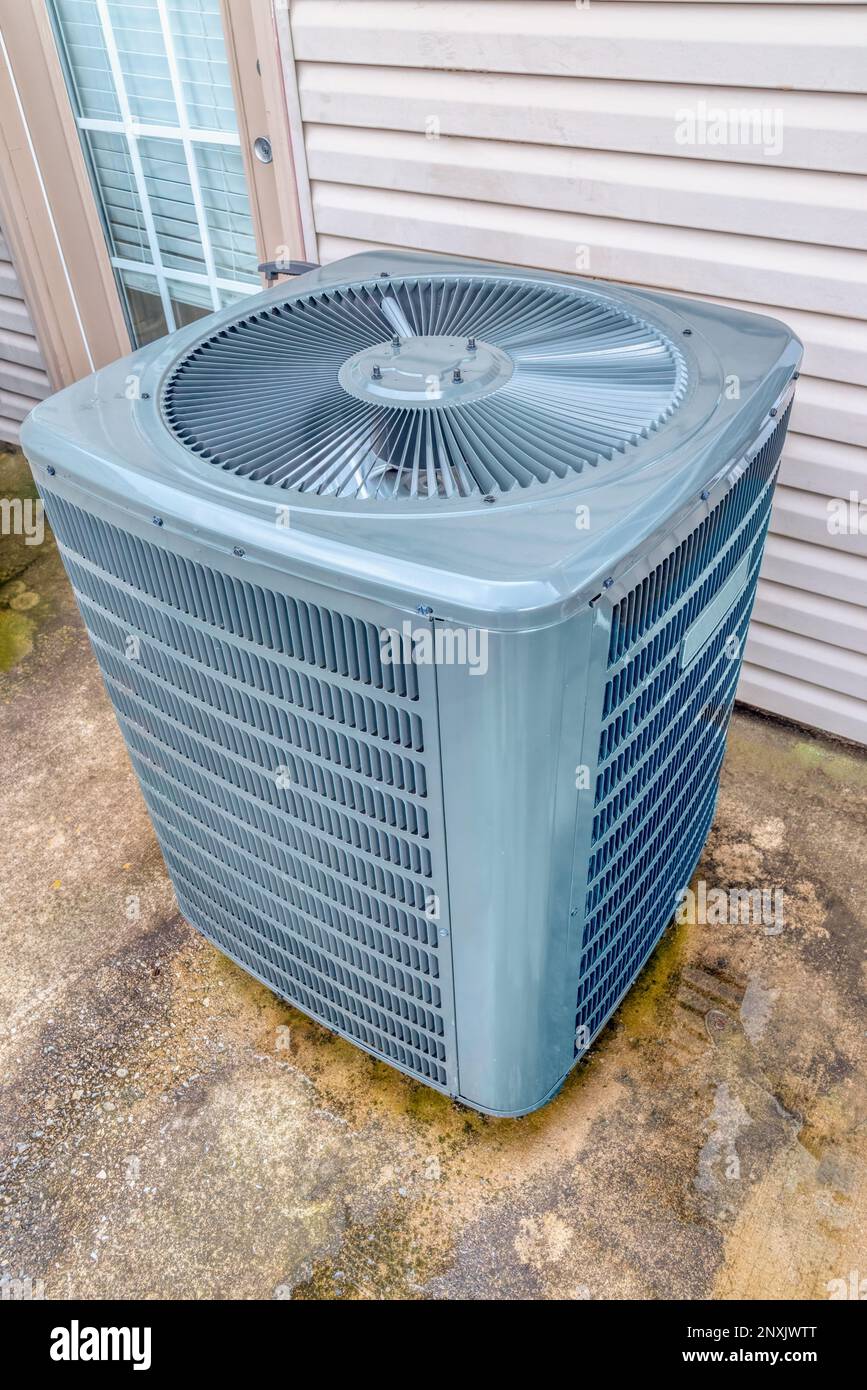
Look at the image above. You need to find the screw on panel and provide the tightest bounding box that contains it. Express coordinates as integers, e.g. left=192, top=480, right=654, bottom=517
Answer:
left=452, top=368, right=462, bottom=383
left=682, top=328, right=692, bottom=336
left=793, top=371, right=800, bottom=379
left=372, top=364, right=382, bottom=380
left=417, top=604, right=433, bottom=616
left=769, top=407, right=778, bottom=417
left=152, top=516, right=164, bottom=527
left=141, top=392, right=150, bottom=399
left=391, top=335, right=401, bottom=350
left=233, top=546, right=246, bottom=558
left=700, top=489, right=709, bottom=501
left=467, top=337, right=477, bottom=351
left=46, top=465, right=56, bottom=477
left=602, top=577, right=614, bottom=589
left=483, top=494, right=496, bottom=504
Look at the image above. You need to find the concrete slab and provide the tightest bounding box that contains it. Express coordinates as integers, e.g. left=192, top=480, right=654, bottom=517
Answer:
left=1, top=447, right=864, bottom=1300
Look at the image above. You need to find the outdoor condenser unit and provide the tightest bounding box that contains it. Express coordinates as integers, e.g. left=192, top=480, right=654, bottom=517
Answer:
left=22, top=252, right=800, bottom=1115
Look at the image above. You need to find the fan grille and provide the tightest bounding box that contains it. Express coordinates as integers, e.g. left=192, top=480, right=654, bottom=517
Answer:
left=163, top=274, right=689, bottom=501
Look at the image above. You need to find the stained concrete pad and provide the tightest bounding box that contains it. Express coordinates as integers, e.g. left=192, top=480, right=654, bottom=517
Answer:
left=1, top=447, right=864, bottom=1300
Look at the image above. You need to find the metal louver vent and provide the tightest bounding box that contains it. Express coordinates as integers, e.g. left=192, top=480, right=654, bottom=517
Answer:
left=162, top=274, right=688, bottom=500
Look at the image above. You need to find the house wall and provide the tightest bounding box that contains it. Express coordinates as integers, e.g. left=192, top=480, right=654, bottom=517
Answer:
left=282, top=0, right=867, bottom=744
left=0, top=219, right=50, bottom=446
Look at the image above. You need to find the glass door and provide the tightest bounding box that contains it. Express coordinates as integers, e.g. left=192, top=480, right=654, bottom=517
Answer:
left=47, top=0, right=261, bottom=345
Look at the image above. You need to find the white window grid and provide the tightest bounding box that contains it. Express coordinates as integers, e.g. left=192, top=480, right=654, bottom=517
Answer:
left=80, top=0, right=258, bottom=333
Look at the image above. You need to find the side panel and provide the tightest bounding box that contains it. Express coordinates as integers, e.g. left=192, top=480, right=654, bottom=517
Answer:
left=435, top=610, right=592, bottom=1115
left=39, top=479, right=460, bottom=1097
left=572, top=405, right=792, bottom=1050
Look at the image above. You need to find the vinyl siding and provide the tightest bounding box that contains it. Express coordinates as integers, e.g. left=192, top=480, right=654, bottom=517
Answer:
left=287, top=0, right=867, bottom=744
left=0, top=223, right=51, bottom=446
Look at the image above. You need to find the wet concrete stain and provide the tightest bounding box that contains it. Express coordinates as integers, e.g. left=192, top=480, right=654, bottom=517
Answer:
left=1, top=447, right=865, bottom=1299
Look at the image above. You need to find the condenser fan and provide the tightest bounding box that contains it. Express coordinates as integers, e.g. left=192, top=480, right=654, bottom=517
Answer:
left=163, top=274, right=689, bottom=499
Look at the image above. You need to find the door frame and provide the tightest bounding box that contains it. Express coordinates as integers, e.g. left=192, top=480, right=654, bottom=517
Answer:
left=0, top=0, right=129, bottom=385
left=0, top=0, right=310, bottom=390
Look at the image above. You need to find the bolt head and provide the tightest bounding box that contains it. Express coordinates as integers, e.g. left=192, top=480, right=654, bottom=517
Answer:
left=152, top=516, right=163, bottom=527
left=233, top=546, right=245, bottom=558
left=452, top=368, right=462, bottom=383
left=46, top=465, right=56, bottom=477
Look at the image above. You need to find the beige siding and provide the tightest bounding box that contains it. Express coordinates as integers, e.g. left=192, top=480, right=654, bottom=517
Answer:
left=286, top=0, right=867, bottom=744
left=0, top=223, right=50, bottom=446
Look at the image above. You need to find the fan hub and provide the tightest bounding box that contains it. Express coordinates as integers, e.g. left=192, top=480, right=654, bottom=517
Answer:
left=338, top=335, right=514, bottom=407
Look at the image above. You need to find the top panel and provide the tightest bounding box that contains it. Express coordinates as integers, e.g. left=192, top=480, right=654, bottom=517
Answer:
left=162, top=273, right=688, bottom=500
left=21, top=251, right=801, bottom=627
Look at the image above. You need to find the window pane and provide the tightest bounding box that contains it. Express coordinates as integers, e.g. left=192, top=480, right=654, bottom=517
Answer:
left=171, top=296, right=212, bottom=330
left=49, top=0, right=260, bottom=348
left=85, top=130, right=147, bottom=263
left=52, top=0, right=120, bottom=121
left=168, top=0, right=239, bottom=133
left=119, top=269, right=167, bottom=345
left=196, top=145, right=258, bottom=285
left=107, top=0, right=178, bottom=126
left=139, top=137, right=207, bottom=278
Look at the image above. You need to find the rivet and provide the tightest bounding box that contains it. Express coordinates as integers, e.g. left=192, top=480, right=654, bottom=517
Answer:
left=152, top=516, right=164, bottom=527
left=233, top=546, right=245, bottom=558
left=46, top=465, right=56, bottom=477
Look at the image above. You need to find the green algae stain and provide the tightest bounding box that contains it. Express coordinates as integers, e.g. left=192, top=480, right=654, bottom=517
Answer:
left=791, top=738, right=867, bottom=789
left=618, top=917, right=690, bottom=1042
left=0, top=606, right=35, bottom=671
left=0, top=576, right=50, bottom=674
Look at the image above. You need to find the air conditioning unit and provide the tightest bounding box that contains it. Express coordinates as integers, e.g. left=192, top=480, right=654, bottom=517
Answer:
left=22, top=252, right=800, bottom=1115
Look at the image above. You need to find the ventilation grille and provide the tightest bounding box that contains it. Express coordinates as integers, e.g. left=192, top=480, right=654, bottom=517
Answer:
left=43, top=494, right=452, bottom=1088
left=576, top=404, right=791, bottom=1045
left=162, top=274, right=688, bottom=500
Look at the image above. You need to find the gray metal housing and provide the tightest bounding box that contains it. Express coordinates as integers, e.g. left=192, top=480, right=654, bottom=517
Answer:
left=22, top=251, right=801, bottom=1115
